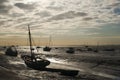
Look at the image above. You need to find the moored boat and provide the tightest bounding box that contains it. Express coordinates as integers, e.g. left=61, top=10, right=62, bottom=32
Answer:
left=5, top=45, right=18, bottom=56
left=21, top=25, right=50, bottom=69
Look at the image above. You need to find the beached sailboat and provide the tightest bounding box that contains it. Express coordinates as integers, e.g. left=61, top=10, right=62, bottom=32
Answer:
left=43, top=46, right=51, bottom=52
left=94, top=42, right=99, bottom=52
left=66, top=47, right=75, bottom=54
left=21, top=25, right=50, bottom=69
left=5, top=45, right=18, bottom=57
left=43, top=36, right=51, bottom=52
left=36, top=37, right=42, bottom=49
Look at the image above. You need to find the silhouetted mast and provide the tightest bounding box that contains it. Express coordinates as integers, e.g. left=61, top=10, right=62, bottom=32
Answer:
left=49, top=35, right=51, bottom=46
left=28, top=25, right=34, bottom=59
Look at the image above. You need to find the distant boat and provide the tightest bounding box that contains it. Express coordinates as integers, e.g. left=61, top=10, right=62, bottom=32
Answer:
left=36, top=46, right=41, bottom=52
left=36, top=46, right=41, bottom=48
left=43, top=36, right=52, bottom=52
left=87, top=47, right=93, bottom=51
left=5, top=45, right=18, bottom=57
left=21, top=25, right=50, bottom=69
left=94, top=42, right=99, bottom=53
left=43, top=46, right=51, bottom=52
left=103, top=48, right=115, bottom=51
left=36, top=37, right=42, bottom=49
left=94, top=49, right=98, bottom=52
left=55, top=47, right=58, bottom=49
left=66, top=47, right=75, bottom=54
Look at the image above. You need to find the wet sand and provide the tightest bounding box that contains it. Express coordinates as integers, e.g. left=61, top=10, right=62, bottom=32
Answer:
left=0, top=46, right=120, bottom=80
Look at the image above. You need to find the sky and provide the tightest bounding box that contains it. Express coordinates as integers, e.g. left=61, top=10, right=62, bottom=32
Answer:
left=0, top=0, right=120, bottom=46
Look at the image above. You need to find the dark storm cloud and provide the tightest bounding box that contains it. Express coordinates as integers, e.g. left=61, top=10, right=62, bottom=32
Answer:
left=17, top=17, right=29, bottom=21
left=105, top=2, right=120, bottom=10
left=112, top=2, right=120, bottom=6
left=46, top=1, right=64, bottom=11
left=83, top=17, right=93, bottom=21
left=0, top=0, right=11, bottom=14
left=35, top=11, right=52, bottom=18
left=0, top=5, right=12, bottom=14
left=46, top=6, right=63, bottom=11
left=0, top=21, right=6, bottom=25
left=114, top=8, right=120, bottom=15
left=0, top=8, right=9, bottom=14
left=46, top=11, right=87, bottom=22
left=107, top=2, right=120, bottom=14
left=9, top=13, right=24, bottom=17
left=0, top=0, right=8, bottom=3
left=0, top=5, right=6, bottom=9
left=15, top=3, right=35, bottom=10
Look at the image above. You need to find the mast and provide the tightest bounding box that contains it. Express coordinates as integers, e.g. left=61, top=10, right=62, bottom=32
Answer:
left=28, top=25, right=35, bottom=59
left=48, top=35, right=51, bottom=46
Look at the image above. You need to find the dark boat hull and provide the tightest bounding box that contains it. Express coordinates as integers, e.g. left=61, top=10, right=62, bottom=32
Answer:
left=21, top=55, right=79, bottom=76
left=66, top=47, right=75, bottom=54
left=66, top=50, right=74, bottom=53
left=25, top=60, right=50, bottom=69
left=43, top=47, right=51, bottom=52
left=21, top=55, right=50, bottom=69
left=66, top=50, right=75, bottom=54
left=5, top=46, right=18, bottom=56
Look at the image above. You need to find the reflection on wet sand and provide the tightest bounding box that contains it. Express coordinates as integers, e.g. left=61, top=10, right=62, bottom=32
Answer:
left=0, top=45, right=120, bottom=80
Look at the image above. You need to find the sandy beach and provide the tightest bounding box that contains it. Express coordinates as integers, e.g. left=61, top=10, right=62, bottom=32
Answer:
left=0, top=46, right=120, bottom=80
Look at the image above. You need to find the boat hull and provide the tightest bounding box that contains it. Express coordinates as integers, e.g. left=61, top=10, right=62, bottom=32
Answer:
left=21, top=55, right=50, bottom=69
left=5, top=46, right=18, bottom=56
left=25, top=60, right=50, bottom=69
left=43, top=47, right=51, bottom=52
